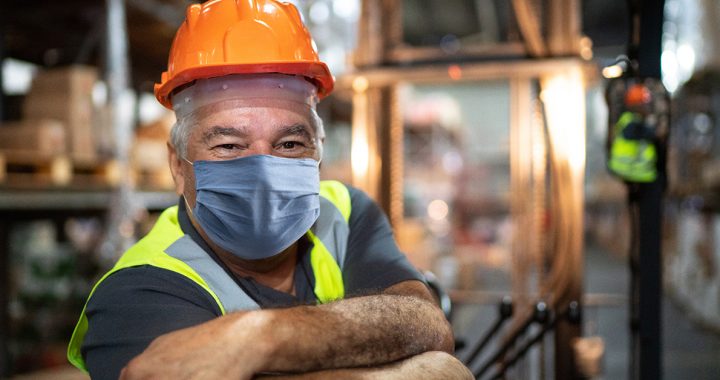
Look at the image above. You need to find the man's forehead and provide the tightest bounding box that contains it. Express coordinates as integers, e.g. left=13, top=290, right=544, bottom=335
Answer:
left=172, top=74, right=318, bottom=120
left=191, top=99, right=314, bottom=125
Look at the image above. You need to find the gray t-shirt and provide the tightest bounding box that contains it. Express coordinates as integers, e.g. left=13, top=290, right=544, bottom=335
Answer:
left=81, top=185, right=423, bottom=379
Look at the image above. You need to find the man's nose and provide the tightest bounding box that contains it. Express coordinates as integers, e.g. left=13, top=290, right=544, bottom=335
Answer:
left=245, top=142, right=273, bottom=156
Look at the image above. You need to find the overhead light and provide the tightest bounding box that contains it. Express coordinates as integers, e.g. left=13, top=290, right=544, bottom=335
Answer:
left=448, top=64, right=462, bottom=80
left=602, top=65, right=624, bottom=79
left=580, top=36, right=593, bottom=60
left=602, top=56, right=632, bottom=79
left=2, top=58, right=38, bottom=95
left=427, top=199, right=449, bottom=221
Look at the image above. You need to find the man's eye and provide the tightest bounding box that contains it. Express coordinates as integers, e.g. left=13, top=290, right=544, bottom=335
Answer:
left=281, top=141, right=302, bottom=149
left=216, top=144, right=237, bottom=150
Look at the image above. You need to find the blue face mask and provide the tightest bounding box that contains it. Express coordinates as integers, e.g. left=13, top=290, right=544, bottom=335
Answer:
left=187, top=154, right=320, bottom=261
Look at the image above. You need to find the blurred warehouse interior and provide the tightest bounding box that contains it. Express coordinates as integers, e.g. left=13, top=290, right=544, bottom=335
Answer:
left=1, top=0, right=720, bottom=379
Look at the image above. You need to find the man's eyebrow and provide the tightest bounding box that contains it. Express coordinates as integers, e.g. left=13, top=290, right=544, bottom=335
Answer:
left=278, top=123, right=314, bottom=139
left=202, top=126, right=248, bottom=143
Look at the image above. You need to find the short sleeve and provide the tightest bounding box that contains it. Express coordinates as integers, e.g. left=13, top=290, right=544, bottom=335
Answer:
left=81, top=266, right=221, bottom=380
left=342, top=186, right=424, bottom=296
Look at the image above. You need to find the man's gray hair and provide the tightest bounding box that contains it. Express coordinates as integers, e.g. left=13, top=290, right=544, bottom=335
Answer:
left=170, top=107, right=325, bottom=160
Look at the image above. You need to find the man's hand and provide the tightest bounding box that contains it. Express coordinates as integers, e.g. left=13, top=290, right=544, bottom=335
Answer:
left=120, top=280, right=453, bottom=379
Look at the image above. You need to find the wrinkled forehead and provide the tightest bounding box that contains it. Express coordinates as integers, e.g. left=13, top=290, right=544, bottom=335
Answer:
left=172, top=74, right=319, bottom=121
left=184, top=98, right=315, bottom=132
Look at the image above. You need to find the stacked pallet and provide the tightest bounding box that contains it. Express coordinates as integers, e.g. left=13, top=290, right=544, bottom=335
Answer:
left=0, top=119, right=71, bottom=185
left=0, top=66, right=118, bottom=188
left=22, top=65, right=98, bottom=161
left=131, top=113, right=175, bottom=190
left=702, top=159, right=720, bottom=189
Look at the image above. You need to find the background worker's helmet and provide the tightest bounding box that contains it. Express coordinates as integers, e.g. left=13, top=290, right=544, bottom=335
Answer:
left=624, top=83, right=652, bottom=107
left=154, top=0, right=334, bottom=109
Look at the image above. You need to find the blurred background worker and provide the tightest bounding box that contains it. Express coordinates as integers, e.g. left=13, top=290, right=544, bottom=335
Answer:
left=65, top=1, right=471, bottom=379
left=608, top=83, right=659, bottom=183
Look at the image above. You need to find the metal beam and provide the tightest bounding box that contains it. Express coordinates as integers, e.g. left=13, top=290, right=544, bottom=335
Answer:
left=546, top=0, right=582, bottom=56
left=338, top=58, right=591, bottom=88
left=511, top=0, right=548, bottom=57
left=540, top=67, right=586, bottom=380
left=355, top=0, right=385, bottom=67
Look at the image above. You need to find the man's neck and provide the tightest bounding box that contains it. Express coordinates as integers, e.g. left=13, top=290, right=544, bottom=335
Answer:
left=186, top=205, right=299, bottom=295
left=217, top=243, right=299, bottom=295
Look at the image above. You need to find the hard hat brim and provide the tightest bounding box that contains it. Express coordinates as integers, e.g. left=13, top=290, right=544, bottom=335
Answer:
left=155, top=61, right=334, bottom=109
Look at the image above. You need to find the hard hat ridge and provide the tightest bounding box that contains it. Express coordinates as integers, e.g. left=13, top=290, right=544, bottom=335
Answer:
left=235, top=0, right=256, bottom=17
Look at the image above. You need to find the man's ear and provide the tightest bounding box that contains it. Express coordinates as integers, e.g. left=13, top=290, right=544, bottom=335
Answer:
left=317, top=136, right=325, bottom=165
left=167, top=142, right=185, bottom=195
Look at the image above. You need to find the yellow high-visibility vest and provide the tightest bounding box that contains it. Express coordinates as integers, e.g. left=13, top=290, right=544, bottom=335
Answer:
left=608, top=111, right=658, bottom=183
left=67, top=180, right=351, bottom=372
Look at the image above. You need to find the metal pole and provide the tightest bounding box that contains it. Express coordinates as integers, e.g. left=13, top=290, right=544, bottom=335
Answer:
left=541, top=67, right=586, bottom=380
left=463, top=297, right=514, bottom=367
left=0, top=18, right=4, bottom=123
left=636, top=0, right=665, bottom=79
left=0, top=221, right=9, bottom=378
left=0, top=15, right=7, bottom=377
left=636, top=182, right=663, bottom=380
left=625, top=1, right=665, bottom=378
left=101, top=0, right=138, bottom=262
left=474, top=302, right=548, bottom=378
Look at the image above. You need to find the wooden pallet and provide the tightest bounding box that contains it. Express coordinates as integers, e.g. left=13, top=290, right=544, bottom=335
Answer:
left=702, top=160, right=720, bottom=189
left=0, top=150, right=121, bottom=188
left=72, top=156, right=121, bottom=187
left=132, top=166, right=175, bottom=190
left=0, top=150, right=72, bottom=186
left=131, top=139, right=174, bottom=190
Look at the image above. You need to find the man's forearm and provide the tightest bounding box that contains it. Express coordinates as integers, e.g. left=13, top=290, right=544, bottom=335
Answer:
left=255, top=351, right=473, bottom=380
left=254, top=287, right=453, bottom=373
left=121, top=280, right=453, bottom=379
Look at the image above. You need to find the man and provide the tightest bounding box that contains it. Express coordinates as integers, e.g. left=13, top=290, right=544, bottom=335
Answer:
left=608, top=83, right=658, bottom=183
left=67, top=1, right=472, bottom=379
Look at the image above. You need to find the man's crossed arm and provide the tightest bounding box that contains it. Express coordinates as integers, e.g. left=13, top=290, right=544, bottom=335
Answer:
left=119, top=280, right=472, bottom=379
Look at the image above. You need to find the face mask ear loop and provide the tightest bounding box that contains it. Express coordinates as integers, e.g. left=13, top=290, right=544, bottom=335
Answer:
left=182, top=158, right=196, bottom=215
left=183, top=194, right=194, bottom=213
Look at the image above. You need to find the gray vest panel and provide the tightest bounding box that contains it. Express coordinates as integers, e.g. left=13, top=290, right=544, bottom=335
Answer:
left=315, top=197, right=349, bottom=269
left=164, top=195, right=349, bottom=313
left=165, top=236, right=260, bottom=311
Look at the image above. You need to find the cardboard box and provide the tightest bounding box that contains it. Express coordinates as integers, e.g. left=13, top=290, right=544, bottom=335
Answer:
left=135, top=113, right=175, bottom=141
left=0, top=119, right=66, bottom=156
left=22, top=66, right=98, bottom=161
left=132, top=139, right=168, bottom=170
left=702, top=159, right=720, bottom=189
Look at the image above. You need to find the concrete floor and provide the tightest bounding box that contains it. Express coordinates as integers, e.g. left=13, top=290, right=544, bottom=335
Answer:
left=452, top=245, right=720, bottom=379
left=585, top=246, right=720, bottom=380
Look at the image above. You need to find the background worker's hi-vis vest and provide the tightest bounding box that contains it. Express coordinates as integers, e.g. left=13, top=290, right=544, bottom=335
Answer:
left=608, top=111, right=658, bottom=183
left=67, top=180, right=351, bottom=373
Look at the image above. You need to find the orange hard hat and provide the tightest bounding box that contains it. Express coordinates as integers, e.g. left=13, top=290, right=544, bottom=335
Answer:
left=624, top=84, right=651, bottom=106
left=154, top=0, right=334, bottom=109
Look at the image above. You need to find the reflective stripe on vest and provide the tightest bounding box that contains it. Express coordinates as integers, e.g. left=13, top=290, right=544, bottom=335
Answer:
left=608, top=112, right=658, bottom=183
left=67, top=180, right=351, bottom=372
